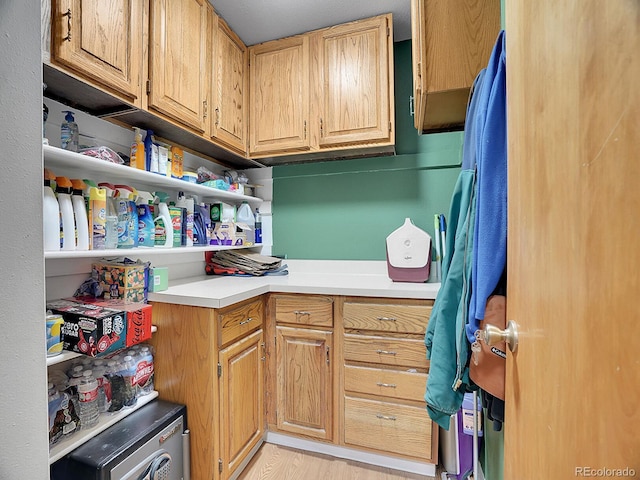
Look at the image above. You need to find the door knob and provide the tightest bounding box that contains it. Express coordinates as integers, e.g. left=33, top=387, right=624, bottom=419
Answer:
left=483, top=320, right=519, bottom=353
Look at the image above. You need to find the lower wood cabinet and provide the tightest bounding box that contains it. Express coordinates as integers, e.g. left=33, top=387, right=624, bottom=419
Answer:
left=219, top=329, right=265, bottom=479
left=275, top=325, right=333, bottom=440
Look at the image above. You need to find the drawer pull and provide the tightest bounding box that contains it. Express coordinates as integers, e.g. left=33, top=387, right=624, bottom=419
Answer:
left=376, top=316, right=397, bottom=322
left=239, top=317, right=254, bottom=326
left=376, top=382, right=397, bottom=388
left=294, top=310, right=311, bottom=316
left=376, top=349, right=397, bottom=356
left=376, top=414, right=397, bottom=421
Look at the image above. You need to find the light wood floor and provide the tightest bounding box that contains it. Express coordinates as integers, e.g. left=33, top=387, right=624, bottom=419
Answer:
left=237, top=442, right=438, bottom=480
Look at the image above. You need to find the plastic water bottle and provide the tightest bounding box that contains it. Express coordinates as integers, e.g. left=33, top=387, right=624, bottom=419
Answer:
left=136, top=345, right=155, bottom=396
left=78, top=370, right=100, bottom=430
left=106, top=360, right=124, bottom=413
left=92, top=361, right=112, bottom=413
left=121, top=355, right=138, bottom=407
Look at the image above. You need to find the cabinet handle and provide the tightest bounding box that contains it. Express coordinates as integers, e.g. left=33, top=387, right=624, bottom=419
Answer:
left=376, top=382, right=397, bottom=388
left=215, top=107, right=220, bottom=127
left=303, top=120, right=307, bottom=139
left=376, top=316, right=397, bottom=322
left=294, top=310, right=310, bottom=316
left=62, top=8, right=72, bottom=42
left=319, top=118, right=323, bottom=137
left=376, top=414, right=397, bottom=421
left=376, top=349, right=397, bottom=356
left=239, top=317, right=254, bottom=326
left=203, top=100, right=208, bottom=119
left=326, top=346, right=330, bottom=365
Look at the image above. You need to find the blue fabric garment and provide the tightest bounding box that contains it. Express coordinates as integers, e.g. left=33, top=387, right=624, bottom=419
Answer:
left=424, top=71, right=485, bottom=430
left=467, top=30, right=507, bottom=343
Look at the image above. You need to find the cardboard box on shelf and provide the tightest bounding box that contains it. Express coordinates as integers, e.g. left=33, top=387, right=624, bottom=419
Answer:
left=209, top=222, right=248, bottom=246
left=150, top=267, right=168, bottom=292
left=91, top=259, right=149, bottom=303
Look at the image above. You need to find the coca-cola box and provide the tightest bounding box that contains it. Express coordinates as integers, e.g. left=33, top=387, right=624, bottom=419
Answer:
left=69, top=297, right=153, bottom=346
left=46, top=300, right=127, bottom=357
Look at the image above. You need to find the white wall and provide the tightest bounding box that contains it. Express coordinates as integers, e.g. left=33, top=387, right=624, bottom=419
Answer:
left=0, top=0, right=50, bottom=478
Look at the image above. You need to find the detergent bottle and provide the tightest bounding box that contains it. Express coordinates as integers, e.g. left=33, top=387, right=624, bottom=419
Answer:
left=43, top=169, right=60, bottom=251
left=115, top=185, right=138, bottom=248
left=153, top=192, right=173, bottom=248
left=136, top=190, right=155, bottom=247
left=70, top=179, right=89, bottom=251
left=55, top=176, right=75, bottom=250
left=176, top=191, right=194, bottom=247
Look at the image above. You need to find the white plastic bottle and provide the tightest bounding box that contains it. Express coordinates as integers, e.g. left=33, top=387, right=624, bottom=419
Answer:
left=43, top=169, right=60, bottom=251
left=78, top=370, right=100, bottom=430
left=153, top=192, right=173, bottom=248
left=61, top=110, right=79, bottom=152
left=136, top=345, right=155, bottom=396
left=92, top=361, right=112, bottom=414
left=236, top=201, right=255, bottom=246
left=176, top=191, right=194, bottom=247
left=70, top=179, right=89, bottom=250
left=55, top=176, right=76, bottom=250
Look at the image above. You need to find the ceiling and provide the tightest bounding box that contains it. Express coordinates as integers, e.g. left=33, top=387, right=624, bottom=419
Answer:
left=209, top=0, right=412, bottom=46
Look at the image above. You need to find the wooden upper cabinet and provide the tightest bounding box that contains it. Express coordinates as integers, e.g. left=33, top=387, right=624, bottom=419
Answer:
left=411, top=0, right=501, bottom=132
left=149, top=0, right=209, bottom=133
left=51, top=0, right=144, bottom=105
left=314, top=15, right=394, bottom=148
left=210, top=14, right=248, bottom=155
left=249, top=36, right=310, bottom=156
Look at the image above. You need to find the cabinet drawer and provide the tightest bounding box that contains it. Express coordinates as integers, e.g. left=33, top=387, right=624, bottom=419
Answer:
left=218, top=299, right=264, bottom=346
left=344, top=333, right=428, bottom=369
left=344, top=365, right=427, bottom=402
left=274, top=294, right=333, bottom=327
left=343, top=302, right=431, bottom=334
left=344, top=396, right=434, bottom=461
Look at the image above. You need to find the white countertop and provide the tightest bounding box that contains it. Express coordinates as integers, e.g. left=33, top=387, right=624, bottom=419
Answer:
left=148, top=260, right=440, bottom=308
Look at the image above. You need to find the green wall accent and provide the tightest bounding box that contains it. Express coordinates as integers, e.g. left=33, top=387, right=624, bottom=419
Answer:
left=272, top=40, right=462, bottom=260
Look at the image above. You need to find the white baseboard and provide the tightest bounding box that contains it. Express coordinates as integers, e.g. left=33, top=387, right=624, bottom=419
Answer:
left=265, top=431, right=437, bottom=477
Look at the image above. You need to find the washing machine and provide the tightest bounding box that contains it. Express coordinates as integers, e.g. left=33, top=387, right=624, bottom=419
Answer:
left=51, top=399, right=190, bottom=480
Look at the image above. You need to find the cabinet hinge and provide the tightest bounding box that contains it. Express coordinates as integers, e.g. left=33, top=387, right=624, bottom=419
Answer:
left=146, top=79, right=151, bottom=94
left=386, top=18, right=390, bottom=37
left=219, top=458, right=223, bottom=473
left=217, top=362, right=222, bottom=378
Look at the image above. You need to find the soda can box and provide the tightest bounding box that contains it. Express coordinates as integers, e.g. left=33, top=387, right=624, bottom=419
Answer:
left=47, top=301, right=126, bottom=357
left=91, top=259, right=149, bottom=303
left=66, top=297, right=153, bottom=347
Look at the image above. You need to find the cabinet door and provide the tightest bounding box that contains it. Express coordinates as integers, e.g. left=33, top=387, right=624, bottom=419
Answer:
left=211, top=15, right=248, bottom=155
left=51, top=0, right=143, bottom=104
left=315, top=15, right=393, bottom=148
left=410, top=0, right=427, bottom=131
left=219, top=329, right=265, bottom=480
left=276, top=326, right=332, bottom=440
left=249, top=36, right=310, bottom=156
left=149, top=0, right=209, bottom=133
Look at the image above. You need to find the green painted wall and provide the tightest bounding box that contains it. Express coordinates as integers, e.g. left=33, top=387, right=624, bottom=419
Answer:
left=272, top=40, right=463, bottom=260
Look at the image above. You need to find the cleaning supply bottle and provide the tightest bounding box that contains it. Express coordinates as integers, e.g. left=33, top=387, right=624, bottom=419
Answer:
left=61, top=110, right=79, bottom=152
left=130, top=128, right=145, bottom=170
left=43, top=169, right=60, bottom=251
left=153, top=192, right=173, bottom=248
left=70, top=179, right=89, bottom=251
left=171, top=146, right=183, bottom=179
left=236, top=201, right=255, bottom=246
left=88, top=187, right=106, bottom=250
left=114, top=185, right=139, bottom=248
left=144, top=129, right=158, bottom=173
left=55, top=176, right=76, bottom=250
left=98, top=183, right=119, bottom=250
left=254, top=208, right=262, bottom=245
left=168, top=203, right=185, bottom=247
left=176, top=191, right=194, bottom=247
left=136, top=191, right=155, bottom=247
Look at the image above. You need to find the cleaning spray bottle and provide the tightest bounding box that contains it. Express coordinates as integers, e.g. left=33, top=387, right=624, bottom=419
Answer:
left=70, top=179, right=89, bottom=251
left=98, top=183, right=119, bottom=250
left=43, top=169, right=60, bottom=251
left=136, top=191, right=155, bottom=247
left=61, top=110, right=79, bottom=152
left=153, top=192, right=173, bottom=248
left=176, top=191, right=194, bottom=247
left=55, top=176, right=76, bottom=250
left=130, top=128, right=145, bottom=170
left=114, top=185, right=139, bottom=248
